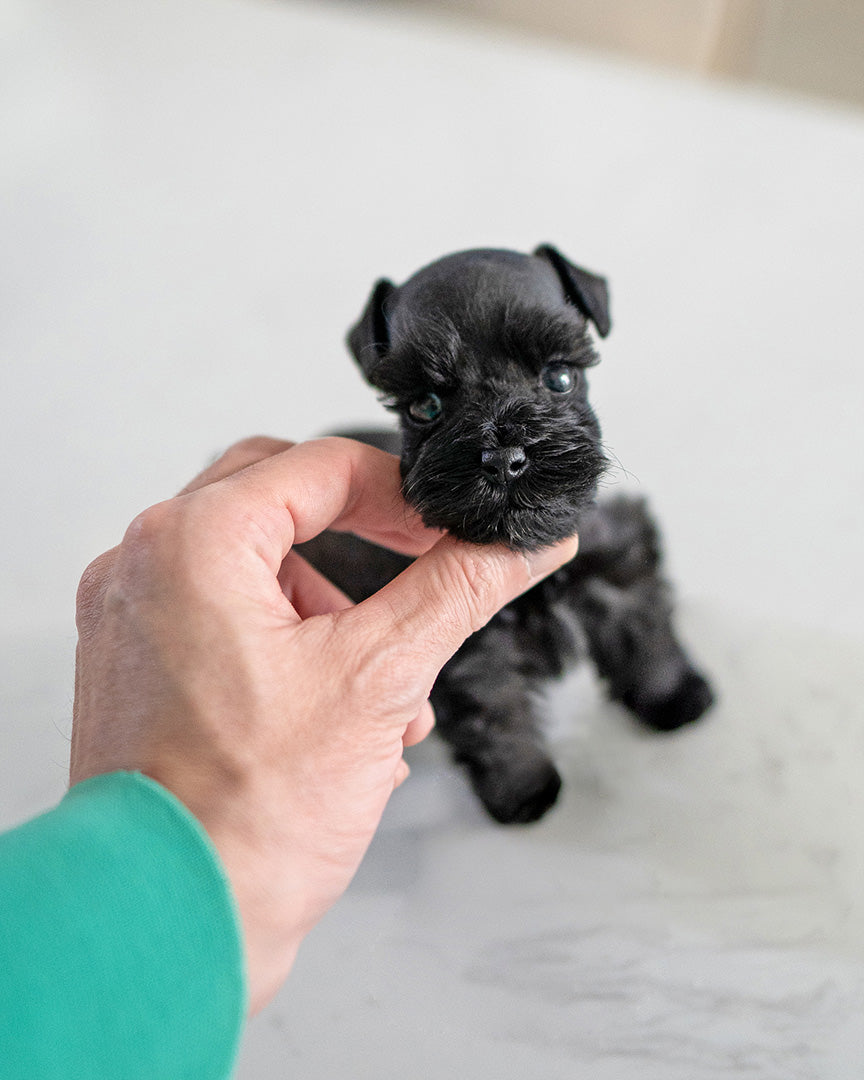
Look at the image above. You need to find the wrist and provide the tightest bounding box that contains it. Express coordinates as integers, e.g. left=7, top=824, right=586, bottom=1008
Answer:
left=208, top=827, right=314, bottom=1015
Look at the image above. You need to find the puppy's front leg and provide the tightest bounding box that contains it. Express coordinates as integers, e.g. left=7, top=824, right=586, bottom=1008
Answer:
left=570, top=497, right=714, bottom=731
left=432, top=637, right=560, bottom=825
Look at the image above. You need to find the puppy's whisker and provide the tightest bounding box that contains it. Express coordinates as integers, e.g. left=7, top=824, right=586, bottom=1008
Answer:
left=599, top=443, right=638, bottom=484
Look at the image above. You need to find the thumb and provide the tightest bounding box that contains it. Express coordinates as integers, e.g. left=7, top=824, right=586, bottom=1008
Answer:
left=352, top=533, right=579, bottom=678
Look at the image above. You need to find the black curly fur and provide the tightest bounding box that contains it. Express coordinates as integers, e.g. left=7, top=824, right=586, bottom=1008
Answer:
left=299, top=246, right=714, bottom=824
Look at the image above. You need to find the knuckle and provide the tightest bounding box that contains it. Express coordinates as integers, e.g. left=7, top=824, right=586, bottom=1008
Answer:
left=123, top=500, right=177, bottom=553
left=75, top=550, right=116, bottom=631
left=77, top=551, right=112, bottom=598
left=117, top=499, right=195, bottom=585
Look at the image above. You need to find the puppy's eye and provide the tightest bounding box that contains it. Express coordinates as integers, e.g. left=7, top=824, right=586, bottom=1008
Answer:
left=541, top=363, right=577, bottom=394
left=407, top=392, right=443, bottom=424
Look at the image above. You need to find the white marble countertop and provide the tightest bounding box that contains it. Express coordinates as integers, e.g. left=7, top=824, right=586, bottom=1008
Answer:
left=1, top=1, right=862, bottom=1076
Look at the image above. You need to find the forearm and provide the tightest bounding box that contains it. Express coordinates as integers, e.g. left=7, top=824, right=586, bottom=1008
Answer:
left=0, top=772, right=246, bottom=1080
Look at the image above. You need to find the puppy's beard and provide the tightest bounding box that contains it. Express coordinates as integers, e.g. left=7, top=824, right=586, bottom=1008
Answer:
left=401, top=419, right=606, bottom=551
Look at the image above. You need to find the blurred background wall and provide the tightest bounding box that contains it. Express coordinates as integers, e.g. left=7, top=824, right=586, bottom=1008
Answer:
left=375, top=0, right=864, bottom=110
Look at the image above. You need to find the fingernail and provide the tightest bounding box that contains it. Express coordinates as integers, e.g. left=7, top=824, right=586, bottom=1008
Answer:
left=526, top=534, right=579, bottom=581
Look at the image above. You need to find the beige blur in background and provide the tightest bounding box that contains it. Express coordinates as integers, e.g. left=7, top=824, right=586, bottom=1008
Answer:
left=380, top=0, right=864, bottom=109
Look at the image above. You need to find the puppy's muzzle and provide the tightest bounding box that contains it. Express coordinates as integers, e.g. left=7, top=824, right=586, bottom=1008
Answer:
left=481, top=446, right=528, bottom=484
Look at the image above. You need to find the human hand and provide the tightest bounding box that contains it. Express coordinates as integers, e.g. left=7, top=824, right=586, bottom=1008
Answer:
left=71, top=436, right=578, bottom=1013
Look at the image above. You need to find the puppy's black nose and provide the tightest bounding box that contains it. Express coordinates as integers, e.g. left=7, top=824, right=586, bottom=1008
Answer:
left=481, top=446, right=528, bottom=484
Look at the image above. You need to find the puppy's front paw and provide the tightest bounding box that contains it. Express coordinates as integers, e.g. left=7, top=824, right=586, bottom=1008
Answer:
left=623, top=669, right=715, bottom=732
left=469, top=758, right=562, bottom=825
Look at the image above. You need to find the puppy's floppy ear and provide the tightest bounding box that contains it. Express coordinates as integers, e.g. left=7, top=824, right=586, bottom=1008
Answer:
left=347, top=278, right=396, bottom=380
left=534, top=244, right=611, bottom=338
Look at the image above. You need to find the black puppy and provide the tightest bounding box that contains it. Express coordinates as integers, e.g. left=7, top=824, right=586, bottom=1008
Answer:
left=301, top=245, right=713, bottom=824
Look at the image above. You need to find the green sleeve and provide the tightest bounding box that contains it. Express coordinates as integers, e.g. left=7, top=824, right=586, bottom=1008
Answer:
left=0, top=771, right=247, bottom=1079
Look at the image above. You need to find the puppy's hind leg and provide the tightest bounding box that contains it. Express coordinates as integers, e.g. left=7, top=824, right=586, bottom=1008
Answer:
left=570, top=497, right=715, bottom=731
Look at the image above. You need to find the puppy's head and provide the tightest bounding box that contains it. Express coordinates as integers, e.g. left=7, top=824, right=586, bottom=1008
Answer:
left=347, top=245, right=610, bottom=551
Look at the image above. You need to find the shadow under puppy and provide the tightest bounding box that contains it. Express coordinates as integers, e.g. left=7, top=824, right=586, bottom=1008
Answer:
left=300, top=245, right=714, bottom=824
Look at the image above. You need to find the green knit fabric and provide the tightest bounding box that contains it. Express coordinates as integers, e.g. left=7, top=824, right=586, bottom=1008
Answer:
left=0, top=772, right=246, bottom=1079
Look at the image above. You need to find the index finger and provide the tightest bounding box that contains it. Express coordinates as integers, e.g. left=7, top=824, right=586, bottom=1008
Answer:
left=196, top=436, right=441, bottom=570
left=177, top=436, right=295, bottom=495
